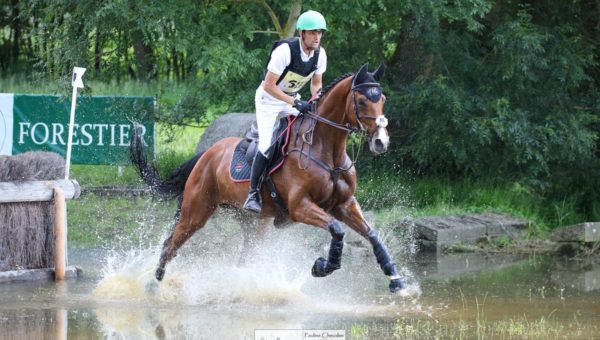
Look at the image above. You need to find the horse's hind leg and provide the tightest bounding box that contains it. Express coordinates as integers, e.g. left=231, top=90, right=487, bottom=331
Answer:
left=156, top=202, right=217, bottom=281
left=154, top=201, right=181, bottom=280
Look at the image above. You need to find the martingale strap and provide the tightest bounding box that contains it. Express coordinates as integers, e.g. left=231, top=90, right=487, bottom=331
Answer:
left=288, top=148, right=353, bottom=185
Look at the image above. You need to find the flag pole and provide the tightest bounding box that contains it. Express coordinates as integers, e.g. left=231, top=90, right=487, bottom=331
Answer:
left=65, top=67, right=86, bottom=180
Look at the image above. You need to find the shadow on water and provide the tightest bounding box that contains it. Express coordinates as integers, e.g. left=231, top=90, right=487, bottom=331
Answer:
left=1, top=212, right=600, bottom=339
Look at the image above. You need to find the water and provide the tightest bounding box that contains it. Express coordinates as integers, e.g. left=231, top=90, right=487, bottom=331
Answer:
left=1, top=223, right=600, bottom=339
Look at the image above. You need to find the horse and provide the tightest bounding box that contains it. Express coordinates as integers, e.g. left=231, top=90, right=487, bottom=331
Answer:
left=130, top=63, right=406, bottom=293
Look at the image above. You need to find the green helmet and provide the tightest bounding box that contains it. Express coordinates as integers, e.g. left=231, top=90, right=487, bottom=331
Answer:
left=296, top=10, right=327, bottom=31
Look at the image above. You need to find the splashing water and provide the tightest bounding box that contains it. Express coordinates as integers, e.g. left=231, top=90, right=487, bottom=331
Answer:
left=90, top=215, right=423, bottom=338
left=94, top=220, right=419, bottom=301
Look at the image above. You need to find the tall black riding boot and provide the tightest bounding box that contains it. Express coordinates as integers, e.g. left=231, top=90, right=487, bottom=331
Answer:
left=243, top=151, right=269, bottom=213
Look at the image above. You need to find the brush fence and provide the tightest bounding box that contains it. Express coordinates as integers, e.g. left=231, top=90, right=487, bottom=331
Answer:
left=0, top=179, right=80, bottom=282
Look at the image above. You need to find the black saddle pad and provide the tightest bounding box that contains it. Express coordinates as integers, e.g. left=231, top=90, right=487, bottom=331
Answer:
left=229, top=115, right=294, bottom=182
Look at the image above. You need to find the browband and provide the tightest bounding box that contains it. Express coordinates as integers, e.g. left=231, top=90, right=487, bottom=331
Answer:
left=353, top=82, right=382, bottom=102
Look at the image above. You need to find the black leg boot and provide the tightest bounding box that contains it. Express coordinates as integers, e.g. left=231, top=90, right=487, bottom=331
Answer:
left=243, top=151, right=269, bottom=213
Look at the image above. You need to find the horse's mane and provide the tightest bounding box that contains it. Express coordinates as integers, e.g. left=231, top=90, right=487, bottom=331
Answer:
left=315, top=72, right=354, bottom=102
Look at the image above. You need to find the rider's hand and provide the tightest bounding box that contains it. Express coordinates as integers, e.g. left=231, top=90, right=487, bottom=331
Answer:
left=293, top=99, right=311, bottom=114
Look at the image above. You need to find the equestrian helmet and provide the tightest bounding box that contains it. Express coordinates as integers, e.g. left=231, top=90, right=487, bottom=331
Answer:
left=296, top=10, right=327, bottom=31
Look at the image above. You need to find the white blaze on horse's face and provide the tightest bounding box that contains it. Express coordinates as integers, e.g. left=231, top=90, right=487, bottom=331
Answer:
left=370, top=115, right=390, bottom=155
left=369, top=120, right=389, bottom=154
left=360, top=93, right=389, bottom=155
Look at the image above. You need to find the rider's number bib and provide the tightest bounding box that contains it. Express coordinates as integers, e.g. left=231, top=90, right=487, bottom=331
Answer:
left=279, top=70, right=315, bottom=94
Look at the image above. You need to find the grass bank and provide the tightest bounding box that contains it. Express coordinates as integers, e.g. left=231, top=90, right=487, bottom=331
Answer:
left=64, top=126, right=577, bottom=246
left=355, top=174, right=554, bottom=235
left=68, top=194, right=177, bottom=247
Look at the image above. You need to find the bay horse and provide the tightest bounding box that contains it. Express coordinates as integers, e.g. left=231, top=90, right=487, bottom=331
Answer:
left=130, top=63, right=406, bottom=292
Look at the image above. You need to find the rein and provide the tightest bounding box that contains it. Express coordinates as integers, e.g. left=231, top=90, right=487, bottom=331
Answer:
left=305, top=110, right=362, bottom=134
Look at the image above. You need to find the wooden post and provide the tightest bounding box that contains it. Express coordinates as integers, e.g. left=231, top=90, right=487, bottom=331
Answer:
left=55, top=309, right=68, bottom=340
left=54, top=187, right=66, bottom=281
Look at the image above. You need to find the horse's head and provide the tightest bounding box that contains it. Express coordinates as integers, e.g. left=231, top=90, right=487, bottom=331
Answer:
left=346, top=63, right=389, bottom=155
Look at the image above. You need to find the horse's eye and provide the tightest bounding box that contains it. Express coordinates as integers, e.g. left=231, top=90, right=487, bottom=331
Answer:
left=358, top=99, right=367, bottom=107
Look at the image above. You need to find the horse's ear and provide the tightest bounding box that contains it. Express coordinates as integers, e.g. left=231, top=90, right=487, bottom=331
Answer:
left=373, top=63, right=386, bottom=81
left=356, top=63, right=369, bottom=83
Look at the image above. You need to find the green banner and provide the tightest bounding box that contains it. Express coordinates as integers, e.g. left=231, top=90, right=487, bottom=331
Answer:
left=6, top=94, right=155, bottom=165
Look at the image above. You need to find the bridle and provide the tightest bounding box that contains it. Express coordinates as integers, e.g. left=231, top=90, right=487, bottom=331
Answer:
left=305, top=75, right=388, bottom=134
left=290, top=74, right=390, bottom=182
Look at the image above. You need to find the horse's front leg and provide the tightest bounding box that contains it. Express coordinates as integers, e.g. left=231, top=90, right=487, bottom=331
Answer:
left=333, top=197, right=406, bottom=292
left=311, top=219, right=345, bottom=277
left=289, top=199, right=345, bottom=277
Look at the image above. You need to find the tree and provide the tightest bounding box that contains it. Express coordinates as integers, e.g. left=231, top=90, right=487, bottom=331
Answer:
left=1, top=1, right=599, bottom=221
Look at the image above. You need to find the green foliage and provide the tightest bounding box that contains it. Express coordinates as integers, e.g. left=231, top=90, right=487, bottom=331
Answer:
left=153, top=124, right=202, bottom=176
left=394, top=5, right=598, bottom=178
left=1, top=0, right=599, bottom=224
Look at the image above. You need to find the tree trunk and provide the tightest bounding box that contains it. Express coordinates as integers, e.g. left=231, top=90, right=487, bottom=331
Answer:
left=172, top=47, right=179, bottom=81
left=282, top=0, right=302, bottom=39
left=388, top=16, right=429, bottom=86
left=132, top=30, right=156, bottom=81
left=94, top=30, right=102, bottom=72
left=253, top=0, right=302, bottom=39
left=11, top=0, right=20, bottom=67
left=593, top=0, right=600, bottom=158
left=595, top=0, right=600, bottom=87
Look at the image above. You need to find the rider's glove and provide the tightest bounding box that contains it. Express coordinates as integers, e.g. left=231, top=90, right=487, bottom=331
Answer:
left=293, top=99, right=311, bottom=114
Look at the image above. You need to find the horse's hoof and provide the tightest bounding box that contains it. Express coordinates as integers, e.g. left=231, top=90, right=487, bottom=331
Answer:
left=155, top=267, right=165, bottom=281
left=312, top=257, right=336, bottom=277
left=311, top=257, right=328, bottom=277
left=389, top=278, right=406, bottom=293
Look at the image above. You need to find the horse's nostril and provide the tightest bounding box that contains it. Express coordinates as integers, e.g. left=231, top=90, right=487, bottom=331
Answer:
left=375, top=139, right=384, bottom=147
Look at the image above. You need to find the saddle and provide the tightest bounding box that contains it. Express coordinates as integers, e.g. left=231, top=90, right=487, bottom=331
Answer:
left=230, top=115, right=292, bottom=180
left=229, top=115, right=295, bottom=214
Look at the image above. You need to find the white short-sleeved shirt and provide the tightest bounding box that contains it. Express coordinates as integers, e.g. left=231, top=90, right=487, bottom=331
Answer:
left=267, top=39, right=327, bottom=77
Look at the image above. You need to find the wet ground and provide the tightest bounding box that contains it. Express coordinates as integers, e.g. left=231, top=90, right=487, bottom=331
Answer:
left=1, top=223, right=600, bottom=339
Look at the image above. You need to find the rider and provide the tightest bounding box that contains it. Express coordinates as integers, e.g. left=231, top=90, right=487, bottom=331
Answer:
left=243, top=10, right=328, bottom=213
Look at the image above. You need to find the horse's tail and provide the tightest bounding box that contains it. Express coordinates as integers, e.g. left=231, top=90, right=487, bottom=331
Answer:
left=130, top=126, right=202, bottom=200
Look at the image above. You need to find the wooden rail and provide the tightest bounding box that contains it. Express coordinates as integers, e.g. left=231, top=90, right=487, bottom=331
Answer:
left=0, top=179, right=80, bottom=203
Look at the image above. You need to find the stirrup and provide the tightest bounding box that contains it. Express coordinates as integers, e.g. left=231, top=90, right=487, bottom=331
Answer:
left=243, top=191, right=262, bottom=213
